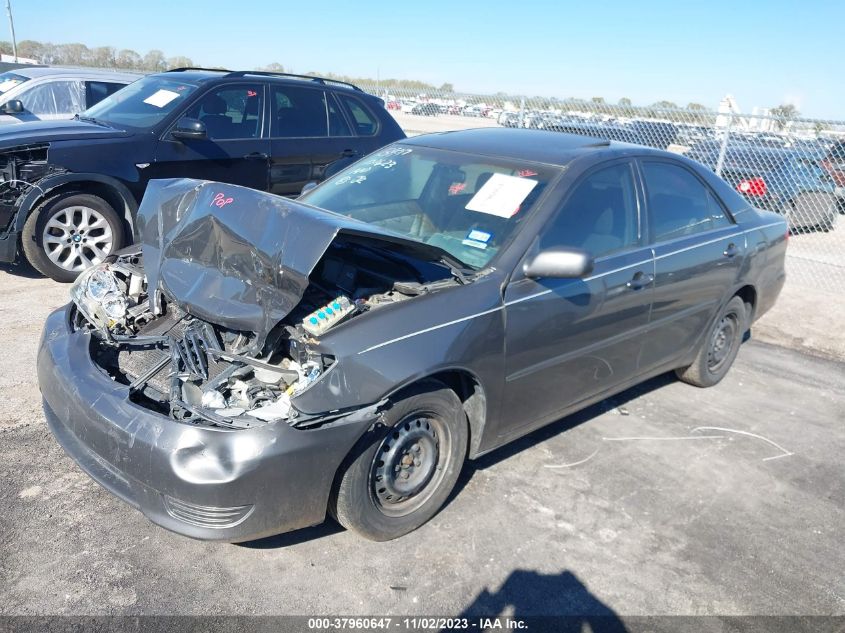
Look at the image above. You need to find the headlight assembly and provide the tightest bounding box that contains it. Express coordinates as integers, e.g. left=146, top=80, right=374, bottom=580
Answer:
left=70, top=264, right=128, bottom=331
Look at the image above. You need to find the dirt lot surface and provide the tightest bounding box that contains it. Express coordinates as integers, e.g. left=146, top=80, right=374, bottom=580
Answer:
left=0, top=262, right=843, bottom=619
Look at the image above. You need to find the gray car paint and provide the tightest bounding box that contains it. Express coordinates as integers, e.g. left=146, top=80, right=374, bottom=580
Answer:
left=38, top=129, right=788, bottom=541
left=136, top=178, right=472, bottom=351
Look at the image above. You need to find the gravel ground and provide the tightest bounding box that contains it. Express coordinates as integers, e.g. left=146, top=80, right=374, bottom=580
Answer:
left=0, top=261, right=843, bottom=618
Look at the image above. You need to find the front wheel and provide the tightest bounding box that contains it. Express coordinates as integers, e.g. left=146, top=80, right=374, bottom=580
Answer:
left=21, top=192, right=124, bottom=282
left=676, top=296, right=746, bottom=388
left=331, top=380, right=468, bottom=541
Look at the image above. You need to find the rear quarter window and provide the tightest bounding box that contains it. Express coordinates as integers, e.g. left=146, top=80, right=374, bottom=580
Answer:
left=337, top=94, right=379, bottom=136
left=642, top=161, right=733, bottom=242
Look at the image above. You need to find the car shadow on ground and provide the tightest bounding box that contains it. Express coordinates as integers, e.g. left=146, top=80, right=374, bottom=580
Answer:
left=449, top=370, right=678, bottom=500
left=0, top=260, right=43, bottom=279
left=236, top=519, right=345, bottom=549
left=453, top=568, right=628, bottom=631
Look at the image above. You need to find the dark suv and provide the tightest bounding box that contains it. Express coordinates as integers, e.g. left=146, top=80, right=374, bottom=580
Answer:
left=0, top=68, right=405, bottom=281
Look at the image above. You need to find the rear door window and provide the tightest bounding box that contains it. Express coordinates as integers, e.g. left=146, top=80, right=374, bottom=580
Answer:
left=270, top=86, right=330, bottom=138
left=641, top=161, right=732, bottom=242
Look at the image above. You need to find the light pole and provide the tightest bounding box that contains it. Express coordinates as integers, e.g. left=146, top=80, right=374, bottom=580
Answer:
left=5, top=0, right=17, bottom=62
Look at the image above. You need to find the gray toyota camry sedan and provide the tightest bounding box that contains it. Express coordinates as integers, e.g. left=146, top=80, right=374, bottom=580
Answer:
left=38, top=129, right=787, bottom=542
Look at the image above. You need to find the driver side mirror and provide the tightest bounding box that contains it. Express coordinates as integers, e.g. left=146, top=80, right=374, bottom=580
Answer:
left=171, top=117, right=207, bottom=140
left=523, top=247, right=594, bottom=279
left=0, top=99, right=23, bottom=114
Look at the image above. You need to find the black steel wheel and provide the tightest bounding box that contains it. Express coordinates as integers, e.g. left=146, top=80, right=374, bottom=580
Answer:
left=676, top=296, right=746, bottom=388
left=330, top=380, right=468, bottom=541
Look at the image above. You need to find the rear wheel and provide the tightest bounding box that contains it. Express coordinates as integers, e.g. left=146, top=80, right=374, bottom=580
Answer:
left=330, top=380, right=468, bottom=541
left=676, top=296, right=746, bottom=388
left=22, top=192, right=124, bottom=282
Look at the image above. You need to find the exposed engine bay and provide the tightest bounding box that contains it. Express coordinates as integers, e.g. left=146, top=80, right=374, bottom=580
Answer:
left=0, top=145, right=57, bottom=231
left=71, top=240, right=459, bottom=430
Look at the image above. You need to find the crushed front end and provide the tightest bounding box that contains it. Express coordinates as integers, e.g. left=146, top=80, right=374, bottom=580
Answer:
left=38, top=179, right=463, bottom=540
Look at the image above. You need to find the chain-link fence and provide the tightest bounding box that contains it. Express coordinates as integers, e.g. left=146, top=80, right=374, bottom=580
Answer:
left=357, top=83, right=845, bottom=293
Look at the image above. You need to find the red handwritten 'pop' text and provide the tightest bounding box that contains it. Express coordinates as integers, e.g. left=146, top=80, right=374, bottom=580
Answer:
left=211, top=192, right=234, bottom=208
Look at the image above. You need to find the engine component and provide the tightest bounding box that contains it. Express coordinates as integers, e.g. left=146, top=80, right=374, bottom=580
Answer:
left=301, top=295, right=355, bottom=337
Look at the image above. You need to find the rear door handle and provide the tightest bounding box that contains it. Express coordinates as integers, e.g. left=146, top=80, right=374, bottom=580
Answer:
left=627, top=271, right=654, bottom=290
left=244, top=152, right=269, bottom=160
left=723, top=243, right=739, bottom=258
left=341, top=149, right=359, bottom=158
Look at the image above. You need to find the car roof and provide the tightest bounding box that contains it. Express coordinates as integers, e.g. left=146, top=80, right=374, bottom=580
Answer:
left=155, top=69, right=368, bottom=95
left=399, top=127, right=648, bottom=166
left=9, top=66, right=141, bottom=81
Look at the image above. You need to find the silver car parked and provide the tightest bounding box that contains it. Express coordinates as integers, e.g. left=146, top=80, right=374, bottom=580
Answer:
left=0, top=66, right=140, bottom=125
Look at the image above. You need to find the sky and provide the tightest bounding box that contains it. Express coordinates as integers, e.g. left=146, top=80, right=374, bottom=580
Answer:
left=6, top=0, right=842, bottom=119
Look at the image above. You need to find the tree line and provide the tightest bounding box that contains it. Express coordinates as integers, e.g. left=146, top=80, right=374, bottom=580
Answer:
left=0, top=39, right=201, bottom=72
left=0, top=38, right=451, bottom=91
left=0, top=39, right=801, bottom=125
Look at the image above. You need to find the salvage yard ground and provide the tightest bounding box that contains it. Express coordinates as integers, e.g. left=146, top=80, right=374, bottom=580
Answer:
left=0, top=263, right=843, bottom=617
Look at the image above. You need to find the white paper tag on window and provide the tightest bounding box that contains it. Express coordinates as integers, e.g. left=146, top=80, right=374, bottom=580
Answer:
left=143, top=89, right=180, bottom=108
left=465, top=173, right=538, bottom=218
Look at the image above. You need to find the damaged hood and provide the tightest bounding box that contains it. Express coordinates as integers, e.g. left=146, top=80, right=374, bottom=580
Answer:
left=136, top=179, right=456, bottom=349
left=0, top=119, right=129, bottom=148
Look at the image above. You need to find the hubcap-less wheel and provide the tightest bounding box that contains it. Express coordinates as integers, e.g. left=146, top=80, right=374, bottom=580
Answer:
left=371, top=415, right=451, bottom=518
left=42, top=205, right=114, bottom=272
left=707, top=313, right=738, bottom=373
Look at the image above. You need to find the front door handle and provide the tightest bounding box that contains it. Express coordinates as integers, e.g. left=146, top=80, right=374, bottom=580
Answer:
left=244, top=152, right=269, bottom=160
left=723, top=243, right=739, bottom=258
left=341, top=149, right=359, bottom=158
left=627, top=271, right=654, bottom=291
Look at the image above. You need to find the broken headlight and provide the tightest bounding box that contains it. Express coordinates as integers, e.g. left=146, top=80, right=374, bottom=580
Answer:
left=70, top=263, right=128, bottom=330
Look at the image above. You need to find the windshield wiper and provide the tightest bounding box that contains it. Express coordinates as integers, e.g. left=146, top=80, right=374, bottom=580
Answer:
left=75, top=114, right=109, bottom=128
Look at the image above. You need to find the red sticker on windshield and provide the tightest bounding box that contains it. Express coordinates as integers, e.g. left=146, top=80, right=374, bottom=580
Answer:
left=247, top=90, right=257, bottom=97
left=518, top=169, right=538, bottom=177
left=448, top=182, right=466, bottom=195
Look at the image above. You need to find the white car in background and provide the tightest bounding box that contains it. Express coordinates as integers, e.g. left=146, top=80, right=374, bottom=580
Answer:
left=0, top=66, right=140, bottom=125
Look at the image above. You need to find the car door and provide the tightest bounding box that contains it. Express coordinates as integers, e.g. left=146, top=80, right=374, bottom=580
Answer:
left=499, top=160, right=655, bottom=438
left=152, top=82, right=269, bottom=191
left=636, top=159, right=744, bottom=372
left=268, top=85, right=356, bottom=196
left=13, top=79, right=85, bottom=121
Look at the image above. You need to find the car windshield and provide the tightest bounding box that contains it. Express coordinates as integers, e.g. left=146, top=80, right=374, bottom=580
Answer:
left=300, top=145, right=559, bottom=269
left=82, top=75, right=199, bottom=130
left=0, top=72, right=28, bottom=95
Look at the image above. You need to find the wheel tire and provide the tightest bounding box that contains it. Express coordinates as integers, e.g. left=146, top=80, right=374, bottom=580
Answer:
left=22, top=192, right=124, bottom=282
left=331, top=380, right=468, bottom=541
left=675, top=296, right=746, bottom=388
left=822, top=209, right=837, bottom=232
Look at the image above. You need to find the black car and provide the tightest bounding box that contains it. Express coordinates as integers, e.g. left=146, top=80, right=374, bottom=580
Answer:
left=687, top=141, right=838, bottom=231
left=39, top=129, right=786, bottom=542
left=411, top=102, right=439, bottom=116
left=0, top=68, right=404, bottom=281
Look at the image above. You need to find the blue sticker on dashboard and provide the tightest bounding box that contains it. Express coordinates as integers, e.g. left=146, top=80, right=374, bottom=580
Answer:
left=462, top=229, right=492, bottom=250
left=466, top=229, right=492, bottom=243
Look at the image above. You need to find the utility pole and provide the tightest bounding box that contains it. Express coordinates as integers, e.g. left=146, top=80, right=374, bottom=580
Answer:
left=5, top=0, right=17, bottom=62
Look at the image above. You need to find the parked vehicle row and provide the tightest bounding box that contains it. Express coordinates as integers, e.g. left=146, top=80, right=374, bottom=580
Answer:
left=0, top=68, right=405, bottom=281
left=686, top=140, right=838, bottom=232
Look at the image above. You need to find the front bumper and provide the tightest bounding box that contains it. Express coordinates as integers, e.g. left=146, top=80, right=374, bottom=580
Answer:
left=0, top=230, right=17, bottom=262
left=37, top=305, right=375, bottom=542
